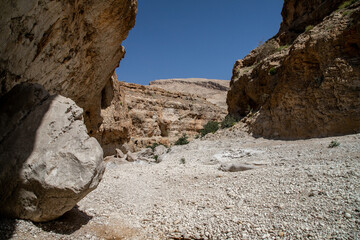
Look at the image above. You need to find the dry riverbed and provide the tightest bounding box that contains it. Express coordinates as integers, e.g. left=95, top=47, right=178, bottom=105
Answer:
left=1, top=128, right=359, bottom=240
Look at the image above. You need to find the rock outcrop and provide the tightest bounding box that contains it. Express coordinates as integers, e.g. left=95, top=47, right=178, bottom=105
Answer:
left=150, top=78, right=230, bottom=109
left=0, top=83, right=104, bottom=222
left=0, top=0, right=137, bottom=135
left=227, top=0, right=360, bottom=139
left=100, top=78, right=227, bottom=155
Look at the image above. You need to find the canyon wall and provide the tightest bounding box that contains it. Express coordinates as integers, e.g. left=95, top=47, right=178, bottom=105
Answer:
left=227, top=0, right=360, bottom=139
left=150, top=78, right=230, bottom=109
left=100, top=78, right=227, bottom=155
left=0, top=0, right=137, bottom=221
left=0, top=0, right=137, bottom=134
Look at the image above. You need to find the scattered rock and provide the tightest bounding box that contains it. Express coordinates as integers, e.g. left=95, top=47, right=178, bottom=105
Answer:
left=219, top=163, right=256, bottom=172
left=116, top=148, right=125, bottom=158
left=126, top=151, right=137, bottom=162
left=120, top=143, right=132, bottom=154
left=154, top=145, right=168, bottom=156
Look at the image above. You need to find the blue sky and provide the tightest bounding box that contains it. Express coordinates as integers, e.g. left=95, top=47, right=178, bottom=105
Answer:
left=115, top=0, right=284, bottom=85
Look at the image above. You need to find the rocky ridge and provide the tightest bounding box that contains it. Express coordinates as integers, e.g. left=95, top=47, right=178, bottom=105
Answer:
left=227, top=0, right=360, bottom=139
left=150, top=78, right=230, bottom=109
left=100, top=77, right=227, bottom=155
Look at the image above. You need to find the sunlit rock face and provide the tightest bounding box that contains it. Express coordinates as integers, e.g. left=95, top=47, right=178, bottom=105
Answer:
left=0, top=83, right=104, bottom=222
left=0, top=0, right=137, bottom=135
left=227, top=0, right=360, bottom=139
left=99, top=77, right=227, bottom=155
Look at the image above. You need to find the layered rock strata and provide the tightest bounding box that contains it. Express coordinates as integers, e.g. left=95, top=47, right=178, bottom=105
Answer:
left=227, top=0, right=360, bottom=138
left=150, top=78, right=230, bottom=109
left=0, top=0, right=137, bottom=134
left=0, top=83, right=104, bottom=222
left=100, top=79, right=227, bottom=155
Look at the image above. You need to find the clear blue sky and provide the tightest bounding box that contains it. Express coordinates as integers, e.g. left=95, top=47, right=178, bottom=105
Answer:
left=115, top=0, right=284, bottom=85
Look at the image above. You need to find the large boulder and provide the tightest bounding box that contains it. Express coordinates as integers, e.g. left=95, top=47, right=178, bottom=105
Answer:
left=0, top=83, right=105, bottom=222
left=0, top=0, right=137, bottom=138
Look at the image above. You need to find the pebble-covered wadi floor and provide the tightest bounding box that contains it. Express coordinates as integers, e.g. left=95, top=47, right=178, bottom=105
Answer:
left=1, top=128, right=359, bottom=240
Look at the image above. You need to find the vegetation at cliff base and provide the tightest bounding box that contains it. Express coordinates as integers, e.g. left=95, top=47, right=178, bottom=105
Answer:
left=175, top=134, right=189, bottom=145
left=221, top=115, right=239, bottom=129
left=199, top=121, right=219, bottom=137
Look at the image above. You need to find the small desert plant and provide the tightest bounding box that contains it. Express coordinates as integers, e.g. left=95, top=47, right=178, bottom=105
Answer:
left=166, top=147, right=171, bottom=153
left=221, top=115, right=238, bottom=129
left=199, top=121, right=219, bottom=137
left=180, top=157, right=186, bottom=164
left=338, top=0, right=358, bottom=9
left=147, top=143, right=160, bottom=152
left=154, top=155, right=158, bottom=161
left=269, top=67, right=277, bottom=75
left=175, top=134, right=189, bottom=145
left=328, top=140, right=340, bottom=148
left=276, top=45, right=290, bottom=51
left=305, top=25, right=314, bottom=32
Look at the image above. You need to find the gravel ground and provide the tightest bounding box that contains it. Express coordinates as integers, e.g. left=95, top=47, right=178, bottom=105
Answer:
left=1, top=128, right=359, bottom=240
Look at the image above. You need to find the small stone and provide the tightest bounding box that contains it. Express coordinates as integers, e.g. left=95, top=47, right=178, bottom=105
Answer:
left=278, top=231, right=284, bottom=237
left=345, top=212, right=351, bottom=218
left=225, top=205, right=235, bottom=209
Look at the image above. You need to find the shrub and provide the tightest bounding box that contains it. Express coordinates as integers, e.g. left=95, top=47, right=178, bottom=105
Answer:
left=199, top=121, right=219, bottom=137
left=147, top=142, right=160, bottom=152
left=276, top=45, right=290, bottom=52
left=269, top=67, right=277, bottom=75
left=154, top=155, right=158, bottom=161
left=305, top=25, right=314, bottom=32
left=328, top=140, right=340, bottom=148
left=175, top=134, right=189, bottom=145
left=221, top=115, right=238, bottom=129
left=338, top=0, right=358, bottom=9
left=180, top=157, right=186, bottom=164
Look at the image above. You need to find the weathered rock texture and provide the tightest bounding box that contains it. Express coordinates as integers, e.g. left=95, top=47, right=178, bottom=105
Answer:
left=150, top=78, right=230, bottom=109
left=100, top=78, right=227, bottom=154
left=0, top=0, right=137, bottom=135
left=0, top=83, right=104, bottom=222
left=227, top=0, right=360, bottom=139
left=98, top=74, right=132, bottom=156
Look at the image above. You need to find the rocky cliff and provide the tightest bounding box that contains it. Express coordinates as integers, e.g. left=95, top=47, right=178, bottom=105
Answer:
left=0, top=0, right=137, bottom=221
left=0, top=0, right=137, bottom=135
left=150, top=78, right=230, bottom=109
left=227, top=0, right=360, bottom=139
left=100, top=78, right=227, bottom=155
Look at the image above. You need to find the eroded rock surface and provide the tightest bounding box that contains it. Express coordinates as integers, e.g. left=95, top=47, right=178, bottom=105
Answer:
left=0, top=83, right=104, bottom=222
left=150, top=78, right=230, bottom=109
left=0, top=0, right=137, bottom=134
left=99, top=78, right=227, bottom=154
left=227, top=0, right=360, bottom=139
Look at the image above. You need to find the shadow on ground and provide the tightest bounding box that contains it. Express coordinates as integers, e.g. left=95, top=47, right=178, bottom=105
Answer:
left=34, top=205, right=92, bottom=235
left=0, top=217, right=16, bottom=240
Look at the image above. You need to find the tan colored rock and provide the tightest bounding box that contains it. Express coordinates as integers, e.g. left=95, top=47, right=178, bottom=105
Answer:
left=99, top=78, right=227, bottom=154
left=123, top=81, right=227, bottom=150
left=0, top=83, right=104, bottom=222
left=227, top=1, right=360, bottom=139
left=116, top=149, right=125, bottom=159
left=0, top=0, right=137, bottom=135
left=150, top=78, right=230, bottom=109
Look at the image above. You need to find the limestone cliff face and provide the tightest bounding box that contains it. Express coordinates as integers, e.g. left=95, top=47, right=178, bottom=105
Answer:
left=227, top=0, right=360, bottom=139
left=0, top=0, right=137, bottom=134
left=150, top=78, right=230, bottom=109
left=100, top=78, right=227, bottom=155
